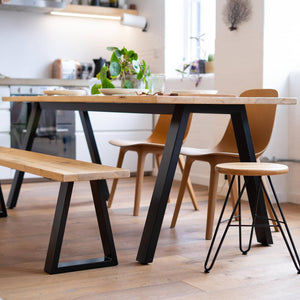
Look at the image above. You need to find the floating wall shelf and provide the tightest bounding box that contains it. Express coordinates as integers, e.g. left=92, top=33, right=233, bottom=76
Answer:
left=55, top=4, right=138, bottom=19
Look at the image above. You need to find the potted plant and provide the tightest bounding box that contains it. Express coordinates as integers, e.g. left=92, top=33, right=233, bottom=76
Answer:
left=205, top=54, right=214, bottom=73
left=91, top=46, right=150, bottom=94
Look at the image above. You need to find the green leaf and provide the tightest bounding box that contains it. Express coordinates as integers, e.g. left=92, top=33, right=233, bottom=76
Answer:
left=111, top=52, right=120, bottom=64
left=99, top=66, right=108, bottom=82
left=121, top=47, right=127, bottom=56
left=102, top=78, right=115, bottom=88
left=122, top=80, right=133, bottom=88
left=96, top=72, right=101, bottom=80
left=127, top=50, right=136, bottom=61
left=176, top=69, right=187, bottom=74
left=107, top=46, right=118, bottom=52
left=91, top=83, right=101, bottom=95
left=115, top=49, right=122, bottom=58
left=132, top=60, right=140, bottom=73
left=136, top=70, right=143, bottom=80
left=109, top=61, right=121, bottom=77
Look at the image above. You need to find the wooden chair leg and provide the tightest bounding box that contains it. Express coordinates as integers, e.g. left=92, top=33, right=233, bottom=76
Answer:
left=178, top=155, right=198, bottom=210
left=261, top=176, right=280, bottom=232
left=170, top=157, right=194, bottom=228
left=0, top=183, right=7, bottom=218
left=206, top=165, right=219, bottom=240
left=108, top=149, right=126, bottom=208
left=133, top=152, right=146, bottom=216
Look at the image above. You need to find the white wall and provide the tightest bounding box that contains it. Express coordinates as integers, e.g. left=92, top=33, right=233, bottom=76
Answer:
left=263, top=0, right=300, bottom=204
left=181, top=0, right=300, bottom=203
left=0, top=1, right=164, bottom=78
left=180, top=0, right=266, bottom=192
left=215, top=0, right=264, bottom=94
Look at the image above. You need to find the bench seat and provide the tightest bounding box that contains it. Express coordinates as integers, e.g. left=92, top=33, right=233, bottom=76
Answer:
left=0, top=146, right=129, bottom=182
left=0, top=146, right=130, bottom=274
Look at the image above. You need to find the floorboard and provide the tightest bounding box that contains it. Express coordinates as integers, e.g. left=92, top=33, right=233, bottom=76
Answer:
left=0, top=176, right=299, bottom=299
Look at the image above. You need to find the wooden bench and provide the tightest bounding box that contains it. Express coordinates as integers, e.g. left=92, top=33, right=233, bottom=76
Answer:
left=0, top=146, right=130, bottom=274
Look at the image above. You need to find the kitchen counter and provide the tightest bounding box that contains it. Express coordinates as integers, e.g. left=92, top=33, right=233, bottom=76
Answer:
left=0, top=78, right=89, bottom=87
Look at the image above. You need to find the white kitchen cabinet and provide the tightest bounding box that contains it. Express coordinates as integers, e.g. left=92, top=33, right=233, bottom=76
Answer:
left=0, top=133, right=12, bottom=179
left=76, top=111, right=154, bottom=173
left=75, top=111, right=153, bottom=132
left=0, top=86, right=11, bottom=179
left=0, top=86, right=10, bottom=109
left=0, top=110, right=10, bottom=132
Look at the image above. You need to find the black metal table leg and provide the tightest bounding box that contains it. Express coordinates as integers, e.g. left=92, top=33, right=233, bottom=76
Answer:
left=0, top=184, right=7, bottom=217
left=231, top=108, right=273, bottom=245
left=79, top=111, right=109, bottom=200
left=44, top=181, right=117, bottom=274
left=7, top=102, right=42, bottom=209
left=137, top=105, right=190, bottom=264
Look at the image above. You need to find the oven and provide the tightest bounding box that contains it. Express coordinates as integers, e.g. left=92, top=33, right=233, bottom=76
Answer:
left=10, top=85, right=75, bottom=159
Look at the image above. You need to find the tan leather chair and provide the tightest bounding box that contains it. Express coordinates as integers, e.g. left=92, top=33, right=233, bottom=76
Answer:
left=171, top=89, right=279, bottom=239
left=108, top=114, right=197, bottom=216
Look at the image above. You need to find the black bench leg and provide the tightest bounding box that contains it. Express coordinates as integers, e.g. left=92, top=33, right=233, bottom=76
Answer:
left=0, top=184, right=7, bottom=218
left=44, top=181, right=117, bottom=274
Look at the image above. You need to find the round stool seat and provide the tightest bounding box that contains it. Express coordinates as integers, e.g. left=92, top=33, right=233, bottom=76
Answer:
left=216, top=162, right=288, bottom=176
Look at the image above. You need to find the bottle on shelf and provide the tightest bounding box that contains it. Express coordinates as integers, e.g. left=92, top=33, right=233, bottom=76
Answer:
left=109, top=0, right=119, bottom=8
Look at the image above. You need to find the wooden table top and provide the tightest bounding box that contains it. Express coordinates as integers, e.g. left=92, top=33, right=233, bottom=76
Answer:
left=3, top=94, right=297, bottom=105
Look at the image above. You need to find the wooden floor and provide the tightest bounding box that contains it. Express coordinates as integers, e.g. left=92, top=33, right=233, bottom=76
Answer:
left=0, top=176, right=300, bottom=299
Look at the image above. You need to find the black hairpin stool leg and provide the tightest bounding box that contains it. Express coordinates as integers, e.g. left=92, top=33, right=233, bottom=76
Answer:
left=262, top=176, right=300, bottom=274
left=204, top=175, right=244, bottom=273
left=0, top=183, right=7, bottom=218
left=205, top=176, right=264, bottom=273
left=238, top=176, right=262, bottom=255
left=205, top=173, right=300, bottom=274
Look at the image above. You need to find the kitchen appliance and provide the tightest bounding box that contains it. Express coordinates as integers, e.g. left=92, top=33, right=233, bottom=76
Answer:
left=10, top=85, right=75, bottom=159
left=93, top=57, right=106, bottom=77
left=0, top=0, right=65, bottom=13
left=79, top=62, right=93, bottom=80
left=52, top=59, right=83, bottom=80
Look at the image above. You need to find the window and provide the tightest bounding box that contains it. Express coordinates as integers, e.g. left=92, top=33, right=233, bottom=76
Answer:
left=165, top=0, right=216, bottom=77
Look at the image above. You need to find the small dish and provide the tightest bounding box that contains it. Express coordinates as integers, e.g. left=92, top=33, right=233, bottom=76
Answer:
left=100, top=88, right=148, bottom=95
left=43, top=90, right=86, bottom=96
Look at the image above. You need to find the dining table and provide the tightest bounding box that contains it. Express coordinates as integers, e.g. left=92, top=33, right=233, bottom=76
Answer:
left=2, top=93, right=297, bottom=265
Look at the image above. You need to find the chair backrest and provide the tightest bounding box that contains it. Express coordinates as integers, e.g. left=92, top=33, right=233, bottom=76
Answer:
left=146, top=114, right=193, bottom=144
left=214, top=89, right=278, bottom=157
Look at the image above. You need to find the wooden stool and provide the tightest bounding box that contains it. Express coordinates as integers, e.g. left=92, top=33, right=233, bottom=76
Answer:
left=204, top=162, right=300, bottom=274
